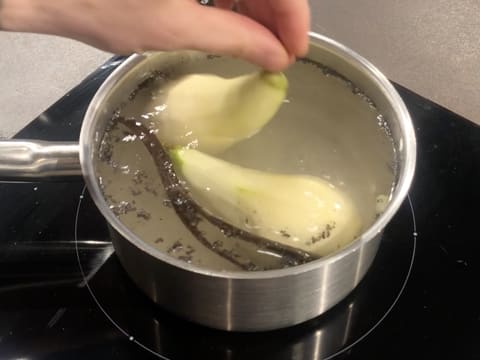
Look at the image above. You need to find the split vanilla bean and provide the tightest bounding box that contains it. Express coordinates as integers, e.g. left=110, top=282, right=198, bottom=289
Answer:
left=117, top=117, right=318, bottom=270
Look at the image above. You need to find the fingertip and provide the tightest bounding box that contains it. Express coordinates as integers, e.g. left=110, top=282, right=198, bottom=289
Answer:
left=274, top=0, right=310, bottom=58
left=287, top=32, right=310, bottom=59
left=296, top=34, right=310, bottom=58
left=253, top=46, right=291, bottom=72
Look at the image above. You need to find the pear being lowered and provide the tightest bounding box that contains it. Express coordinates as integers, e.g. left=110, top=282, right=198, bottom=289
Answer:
left=156, top=71, right=288, bottom=153
left=170, top=148, right=363, bottom=257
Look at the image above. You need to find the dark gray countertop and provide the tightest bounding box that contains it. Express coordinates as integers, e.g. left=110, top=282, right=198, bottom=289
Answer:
left=1, top=0, right=478, bottom=138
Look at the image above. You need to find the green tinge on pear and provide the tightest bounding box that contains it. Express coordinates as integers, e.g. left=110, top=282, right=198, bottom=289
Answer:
left=168, top=147, right=185, bottom=169
left=260, top=71, right=288, bottom=89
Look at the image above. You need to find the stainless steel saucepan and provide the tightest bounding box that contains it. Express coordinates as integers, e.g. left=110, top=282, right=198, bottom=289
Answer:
left=0, top=33, right=416, bottom=331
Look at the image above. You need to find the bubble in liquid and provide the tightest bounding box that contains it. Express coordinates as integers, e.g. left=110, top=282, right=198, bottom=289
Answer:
left=109, top=201, right=137, bottom=216
left=122, top=134, right=137, bottom=142
left=120, top=165, right=130, bottom=174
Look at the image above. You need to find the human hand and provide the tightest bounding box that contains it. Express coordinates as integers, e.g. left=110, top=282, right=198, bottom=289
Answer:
left=214, top=0, right=311, bottom=69
left=1, top=0, right=310, bottom=71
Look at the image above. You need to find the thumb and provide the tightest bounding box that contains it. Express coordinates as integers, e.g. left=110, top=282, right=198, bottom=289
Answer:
left=165, top=2, right=290, bottom=71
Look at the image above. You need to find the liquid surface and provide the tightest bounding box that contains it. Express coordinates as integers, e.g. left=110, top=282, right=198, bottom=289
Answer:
left=95, top=54, right=396, bottom=271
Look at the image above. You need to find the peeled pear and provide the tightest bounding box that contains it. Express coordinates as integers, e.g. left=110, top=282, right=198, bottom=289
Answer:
left=156, top=71, right=288, bottom=153
left=169, top=148, right=363, bottom=257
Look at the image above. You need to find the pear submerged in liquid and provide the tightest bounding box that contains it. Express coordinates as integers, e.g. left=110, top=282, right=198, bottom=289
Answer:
left=170, top=148, right=363, bottom=257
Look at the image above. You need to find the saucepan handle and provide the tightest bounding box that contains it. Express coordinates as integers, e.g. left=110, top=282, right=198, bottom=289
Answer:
left=0, top=140, right=82, bottom=181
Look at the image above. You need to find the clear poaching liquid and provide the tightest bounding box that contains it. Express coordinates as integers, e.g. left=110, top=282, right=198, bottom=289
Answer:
left=95, top=54, right=397, bottom=272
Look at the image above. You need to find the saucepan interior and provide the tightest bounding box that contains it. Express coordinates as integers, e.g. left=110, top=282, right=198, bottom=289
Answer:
left=78, top=32, right=415, bottom=330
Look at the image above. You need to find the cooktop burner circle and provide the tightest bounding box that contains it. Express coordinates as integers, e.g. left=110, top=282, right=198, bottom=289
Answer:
left=75, top=187, right=417, bottom=360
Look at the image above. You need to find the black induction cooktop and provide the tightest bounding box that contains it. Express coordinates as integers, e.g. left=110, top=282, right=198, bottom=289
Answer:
left=0, top=57, right=479, bottom=360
